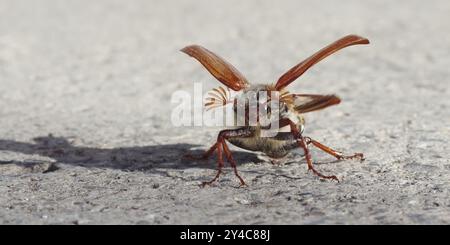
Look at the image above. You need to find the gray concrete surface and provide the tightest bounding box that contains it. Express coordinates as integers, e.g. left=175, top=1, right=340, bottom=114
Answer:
left=0, top=0, right=449, bottom=224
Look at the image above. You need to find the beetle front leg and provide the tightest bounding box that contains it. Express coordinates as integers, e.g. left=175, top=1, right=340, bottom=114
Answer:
left=189, top=127, right=253, bottom=186
left=217, top=128, right=253, bottom=186
left=222, top=141, right=246, bottom=187
left=285, top=119, right=339, bottom=182
left=304, top=137, right=364, bottom=161
left=200, top=142, right=224, bottom=187
left=298, top=136, right=339, bottom=182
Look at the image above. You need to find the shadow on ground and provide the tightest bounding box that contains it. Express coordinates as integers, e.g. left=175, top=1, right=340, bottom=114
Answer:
left=0, top=134, right=260, bottom=172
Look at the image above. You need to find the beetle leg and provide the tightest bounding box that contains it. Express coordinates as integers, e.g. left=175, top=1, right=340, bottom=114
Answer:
left=285, top=119, right=339, bottom=181
left=217, top=128, right=253, bottom=186
left=200, top=142, right=224, bottom=187
left=222, top=141, right=246, bottom=187
left=183, top=142, right=218, bottom=161
left=190, top=127, right=252, bottom=186
left=304, top=137, right=364, bottom=161
left=298, top=136, right=339, bottom=182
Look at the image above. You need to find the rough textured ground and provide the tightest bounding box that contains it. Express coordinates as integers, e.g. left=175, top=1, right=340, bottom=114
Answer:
left=0, top=0, right=449, bottom=224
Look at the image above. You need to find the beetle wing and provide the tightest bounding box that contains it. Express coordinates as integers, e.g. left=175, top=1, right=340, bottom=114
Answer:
left=288, top=94, right=341, bottom=113
left=275, top=35, right=369, bottom=90
left=181, top=45, right=249, bottom=91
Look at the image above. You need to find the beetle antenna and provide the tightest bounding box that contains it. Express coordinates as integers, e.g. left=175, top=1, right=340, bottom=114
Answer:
left=204, top=86, right=233, bottom=111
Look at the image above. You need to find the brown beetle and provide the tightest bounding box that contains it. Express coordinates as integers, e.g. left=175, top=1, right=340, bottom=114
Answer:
left=182, top=35, right=369, bottom=186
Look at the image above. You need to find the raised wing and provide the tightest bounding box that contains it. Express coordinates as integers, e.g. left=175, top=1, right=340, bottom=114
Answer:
left=181, top=45, right=249, bottom=91
left=275, top=35, right=369, bottom=90
left=287, top=94, right=341, bottom=113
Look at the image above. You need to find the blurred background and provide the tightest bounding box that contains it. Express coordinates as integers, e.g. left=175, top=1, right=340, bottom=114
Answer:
left=1, top=0, right=448, bottom=144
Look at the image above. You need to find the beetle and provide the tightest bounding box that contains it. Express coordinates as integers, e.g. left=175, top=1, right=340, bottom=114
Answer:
left=181, top=35, right=369, bottom=186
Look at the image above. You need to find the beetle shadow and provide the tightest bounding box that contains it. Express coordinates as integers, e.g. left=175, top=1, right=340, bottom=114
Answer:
left=0, top=134, right=259, bottom=173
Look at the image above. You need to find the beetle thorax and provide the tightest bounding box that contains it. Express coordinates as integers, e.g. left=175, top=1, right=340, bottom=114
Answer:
left=231, top=84, right=289, bottom=127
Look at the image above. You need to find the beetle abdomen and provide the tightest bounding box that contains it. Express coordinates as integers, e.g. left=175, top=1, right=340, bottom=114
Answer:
left=227, top=132, right=298, bottom=159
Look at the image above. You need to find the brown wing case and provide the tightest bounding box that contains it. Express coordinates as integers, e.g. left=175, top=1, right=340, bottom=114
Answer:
left=275, top=35, right=369, bottom=90
left=181, top=45, right=249, bottom=91
left=290, top=94, right=341, bottom=113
